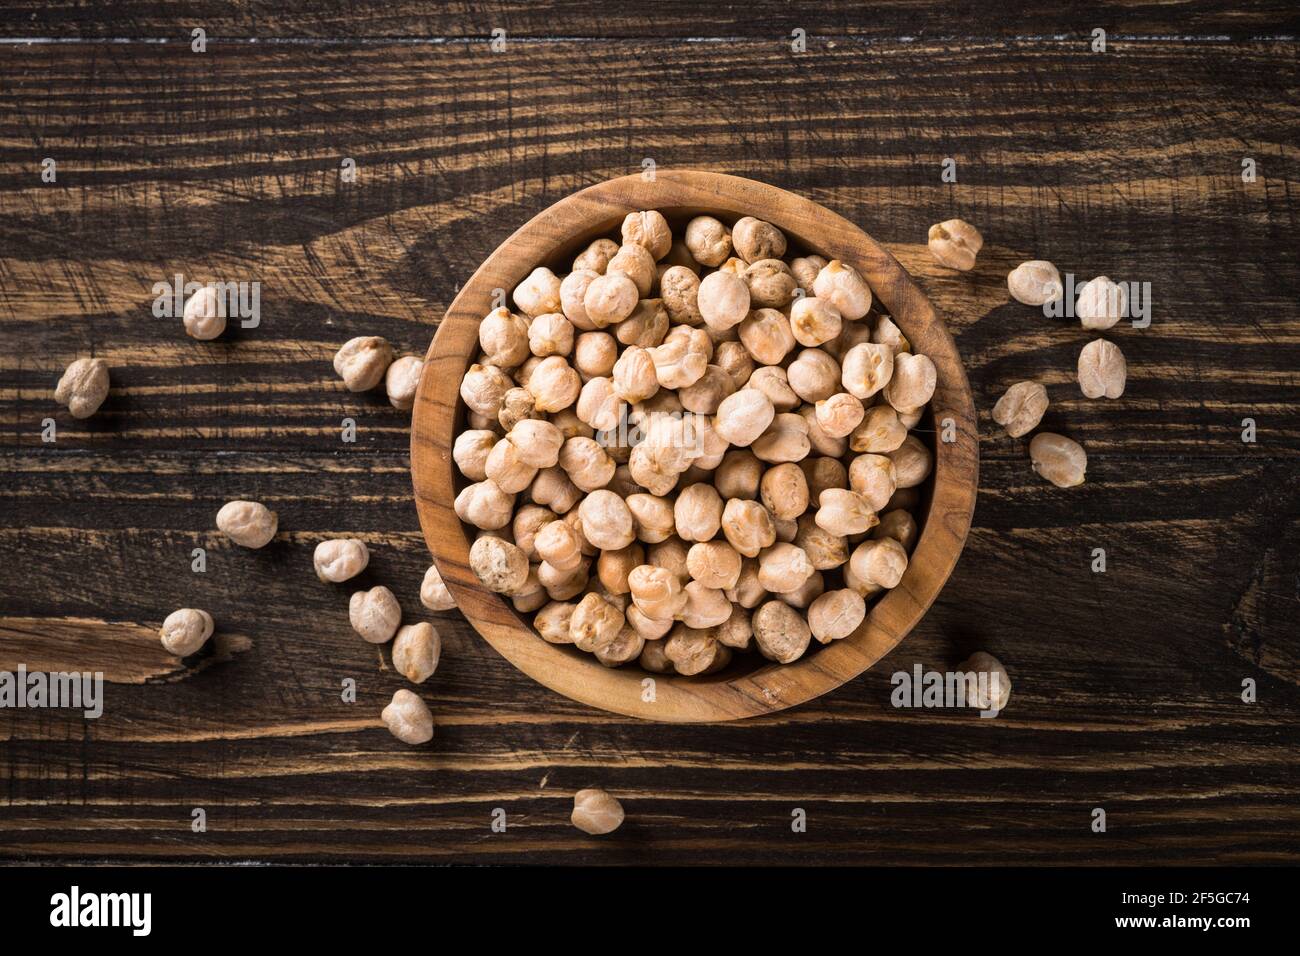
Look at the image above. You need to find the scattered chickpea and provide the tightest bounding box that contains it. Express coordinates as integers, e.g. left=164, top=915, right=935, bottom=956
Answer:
left=571, top=787, right=625, bottom=834
left=1078, top=339, right=1127, bottom=399
left=420, top=564, right=457, bottom=611
left=314, top=538, right=369, bottom=583
left=54, top=358, right=111, bottom=418
left=160, top=608, right=214, bottom=656
left=1075, top=276, right=1127, bottom=330
left=958, top=651, right=1012, bottom=712
left=1007, top=260, right=1063, bottom=306
left=927, top=219, right=983, bottom=271
left=349, top=585, right=402, bottom=644
left=182, top=286, right=226, bottom=340
left=1029, top=432, right=1087, bottom=488
left=392, top=622, right=441, bottom=684
left=216, top=499, right=278, bottom=548
left=334, top=336, right=394, bottom=392
left=385, top=356, right=423, bottom=411
left=382, top=689, right=434, bottom=745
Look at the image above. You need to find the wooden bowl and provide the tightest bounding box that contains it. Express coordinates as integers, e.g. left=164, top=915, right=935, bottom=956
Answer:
left=412, top=171, right=977, bottom=722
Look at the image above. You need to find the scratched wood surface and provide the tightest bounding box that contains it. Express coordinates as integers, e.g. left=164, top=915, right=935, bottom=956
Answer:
left=1, top=5, right=1298, bottom=864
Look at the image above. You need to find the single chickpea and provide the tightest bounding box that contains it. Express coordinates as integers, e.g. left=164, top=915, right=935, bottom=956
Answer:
left=529, top=311, right=575, bottom=357
left=572, top=332, right=617, bottom=380
left=751, top=412, right=811, bottom=464
left=607, top=243, right=657, bottom=297
left=885, top=486, right=921, bottom=512
left=1008, top=260, right=1063, bottom=306
left=335, top=336, right=394, bottom=392
left=808, top=589, right=866, bottom=644
left=815, top=487, right=879, bottom=536
left=349, top=585, right=402, bottom=643
left=182, top=285, right=226, bottom=339
left=514, top=356, right=543, bottom=389
left=871, top=314, right=911, bottom=354
left=812, top=260, right=873, bottom=319
left=680, top=580, right=732, bottom=628
left=712, top=388, right=774, bottom=447
left=674, top=483, right=724, bottom=542
left=1077, top=339, right=1127, bottom=399
left=512, top=570, right=548, bottom=613
left=959, top=651, right=1012, bottom=712
left=534, top=518, right=584, bottom=572
left=628, top=564, right=687, bottom=621
left=625, top=492, right=676, bottom=543
left=664, top=624, right=727, bottom=675
left=1076, top=276, right=1127, bottom=330
left=598, top=543, right=644, bottom=595
left=873, top=508, right=919, bottom=552
left=535, top=601, right=576, bottom=643
left=559, top=271, right=601, bottom=330
left=526, top=356, right=581, bottom=412
left=627, top=444, right=681, bottom=497
left=752, top=600, right=811, bottom=663
left=578, top=490, right=636, bottom=550
left=659, top=265, right=703, bottom=325
left=697, top=270, right=751, bottom=331
left=508, top=418, right=564, bottom=468
left=54, top=357, right=111, bottom=418
left=629, top=604, right=674, bottom=641
left=790, top=296, right=843, bottom=347
left=886, top=435, right=933, bottom=488
left=797, top=405, right=844, bottom=458
left=713, top=340, right=755, bottom=390
left=747, top=366, right=800, bottom=413
left=479, top=307, right=531, bottom=367
left=849, top=453, right=898, bottom=511
left=611, top=346, right=660, bottom=403
left=716, top=604, right=754, bottom=650
left=583, top=272, right=640, bottom=327
left=850, top=537, right=909, bottom=589
left=420, top=563, right=457, bottom=611
left=738, top=307, right=796, bottom=365
left=721, top=498, right=776, bottom=557
left=686, top=540, right=743, bottom=590
left=841, top=342, right=895, bottom=400
left=382, top=689, right=434, bottom=745
left=461, top=362, right=514, bottom=417
left=992, top=381, right=1049, bottom=438
left=513, top=266, right=563, bottom=318
left=570, top=592, right=626, bottom=653
left=884, top=352, right=936, bottom=412
left=485, top=437, right=538, bottom=494
left=639, top=636, right=675, bottom=670
left=843, top=557, right=884, bottom=600
left=160, top=608, right=215, bottom=656
left=314, top=538, right=370, bottom=582
left=385, top=356, right=423, bottom=411
left=732, top=216, right=787, bottom=262
left=795, top=513, right=848, bottom=570
left=850, top=404, right=907, bottom=453
left=539, top=558, right=590, bottom=601
left=573, top=238, right=619, bottom=274
left=789, top=255, right=827, bottom=293
left=787, top=348, right=841, bottom=403
left=1029, top=432, right=1087, bottom=487
left=216, top=499, right=278, bottom=548
left=743, top=259, right=797, bottom=308
left=392, top=622, right=441, bottom=684
left=760, top=462, right=810, bottom=521
left=814, top=392, right=865, bottom=438
left=550, top=407, right=593, bottom=440
left=453, top=429, right=498, bottom=480
left=714, top=449, right=763, bottom=500
left=725, top=558, right=767, bottom=608
left=678, top=364, right=735, bottom=415
left=454, top=479, right=516, bottom=530
left=647, top=326, right=711, bottom=389
left=512, top=507, right=554, bottom=559
left=470, top=536, right=530, bottom=594
left=615, top=298, right=670, bottom=348
left=800, top=455, right=848, bottom=501
left=621, top=210, right=673, bottom=260
left=576, top=376, right=622, bottom=432
left=757, top=542, right=815, bottom=593
left=927, top=219, right=983, bottom=271
left=684, top=216, right=732, bottom=267
left=594, top=625, right=645, bottom=667
left=557, top=436, right=615, bottom=491
left=777, top=568, right=824, bottom=609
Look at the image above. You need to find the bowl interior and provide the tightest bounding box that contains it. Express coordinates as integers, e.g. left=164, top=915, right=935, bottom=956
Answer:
left=412, top=171, right=977, bottom=722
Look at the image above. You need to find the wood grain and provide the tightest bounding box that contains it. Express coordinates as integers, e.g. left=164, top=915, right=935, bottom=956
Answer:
left=0, top=16, right=1297, bottom=863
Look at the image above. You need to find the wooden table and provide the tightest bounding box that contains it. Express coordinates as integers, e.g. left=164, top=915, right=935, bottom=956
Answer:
left=2, top=3, right=1297, bottom=865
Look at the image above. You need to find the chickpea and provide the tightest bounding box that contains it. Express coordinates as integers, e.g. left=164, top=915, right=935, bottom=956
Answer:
left=573, top=238, right=619, bottom=274
left=825, top=319, right=872, bottom=362
left=577, top=490, right=635, bottom=550
left=420, top=563, right=457, bottom=611
left=529, top=311, right=575, bottom=357
left=721, top=498, right=776, bottom=557
left=789, top=255, right=827, bottom=292
left=795, top=405, right=842, bottom=459
left=485, top=437, right=538, bottom=494
left=624, top=492, right=675, bottom=543
left=598, top=544, right=644, bottom=595
left=470, top=536, right=530, bottom=594
left=808, top=589, right=866, bottom=644
left=334, top=336, right=394, bottom=392
left=54, top=357, right=111, bottom=418
left=539, top=557, right=590, bottom=601
left=709, top=388, right=772, bottom=448
left=1029, top=432, right=1087, bottom=487
left=559, top=271, right=601, bottom=331
left=639, top=636, right=674, bottom=670
left=349, top=585, right=401, bottom=643
left=392, top=622, right=441, bottom=684
left=958, top=651, right=1012, bottom=712
left=849, top=537, right=909, bottom=589
left=684, top=215, right=732, bottom=267
left=570, top=332, right=615, bottom=381
left=927, top=219, right=983, bottom=271
left=493, top=386, right=533, bottom=430
left=664, top=624, right=726, bottom=675
left=873, top=509, right=919, bottom=552
left=886, top=435, right=933, bottom=488
left=738, top=307, right=796, bottom=365
left=800, top=455, right=847, bottom=502
left=550, top=407, right=593, bottom=440
left=841, top=342, right=894, bottom=400
left=648, top=326, right=711, bottom=389
left=760, top=462, right=809, bottom=521
left=534, top=518, right=583, bottom=572
left=606, top=243, right=656, bottom=298
left=752, top=600, right=811, bottom=663
left=712, top=340, right=755, bottom=391
left=843, top=558, right=884, bottom=600
left=314, top=538, right=370, bottom=583
left=513, top=266, right=563, bottom=318
left=453, top=429, right=497, bottom=481
left=794, top=513, right=848, bottom=570
left=479, top=307, right=530, bottom=368
left=1007, top=260, right=1063, bottom=306
left=697, top=270, right=751, bottom=331
left=514, top=356, right=543, bottom=390
left=815, top=487, right=879, bottom=536
left=160, top=608, right=215, bottom=656
left=455, top=479, right=516, bottom=530
left=814, top=392, right=864, bottom=438
left=789, top=296, right=842, bottom=347
left=871, top=314, right=911, bottom=354
left=576, top=376, right=622, bottom=432
left=569, top=592, right=625, bottom=652
left=757, top=542, right=815, bottom=594
left=616, top=298, right=670, bottom=348
left=461, top=362, right=514, bottom=417
left=182, top=285, right=225, bottom=340
left=629, top=605, right=674, bottom=641
left=674, top=483, right=724, bottom=542
left=603, top=345, right=657, bottom=405
left=884, top=352, right=936, bottom=413
left=686, top=540, right=743, bottom=590
left=627, top=564, right=687, bottom=621
left=594, top=625, right=645, bottom=667
left=849, top=453, right=898, bottom=511
left=1077, top=339, right=1127, bottom=399
left=535, top=601, right=576, bottom=643
left=679, top=364, right=736, bottom=415
left=885, top=486, right=922, bottom=512
left=725, top=558, right=767, bottom=608
left=557, top=436, right=614, bottom=491
left=751, top=412, right=810, bottom=464
left=382, top=355, right=422, bottom=412
left=627, top=443, right=680, bottom=497
left=508, top=418, right=564, bottom=468
left=512, top=570, right=548, bottom=613
left=743, top=259, right=796, bottom=308
left=583, top=272, right=640, bottom=327
left=675, top=580, right=729, bottom=629
left=732, top=216, right=787, bottom=262
left=1076, top=276, right=1127, bottom=330
left=525, top=356, right=579, bottom=413
left=850, top=404, right=907, bottom=453
left=898, top=407, right=924, bottom=429
left=659, top=265, right=702, bottom=325
left=662, top=239, right=700, bottom=273
left=747, top=365, right=800, bottom=411
left=382, top=689, right=434, bottom=745
left=713, top=449, right=762, bottom=500
left=992, top=381, right=1049, bottom=438
left=812, top=260, right=873, bottom=319
left=621, top=210, right=672, bottom=260
left=216, top=499, right=278, bottom=548
left=787, top=349, right=841, bottom=404
left=715, top=604, right=754, bottom=650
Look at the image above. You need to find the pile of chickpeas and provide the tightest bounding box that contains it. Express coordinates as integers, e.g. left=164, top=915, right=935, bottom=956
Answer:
left=453, top=211, right=937, bottom=675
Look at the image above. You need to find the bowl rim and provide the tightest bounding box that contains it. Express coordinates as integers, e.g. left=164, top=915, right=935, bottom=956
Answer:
left=411, top=170, right=978, bottom=723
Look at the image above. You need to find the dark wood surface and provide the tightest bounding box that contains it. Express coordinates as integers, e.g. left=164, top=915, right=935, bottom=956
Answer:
left=1, top=3, right=1298, bottom=864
